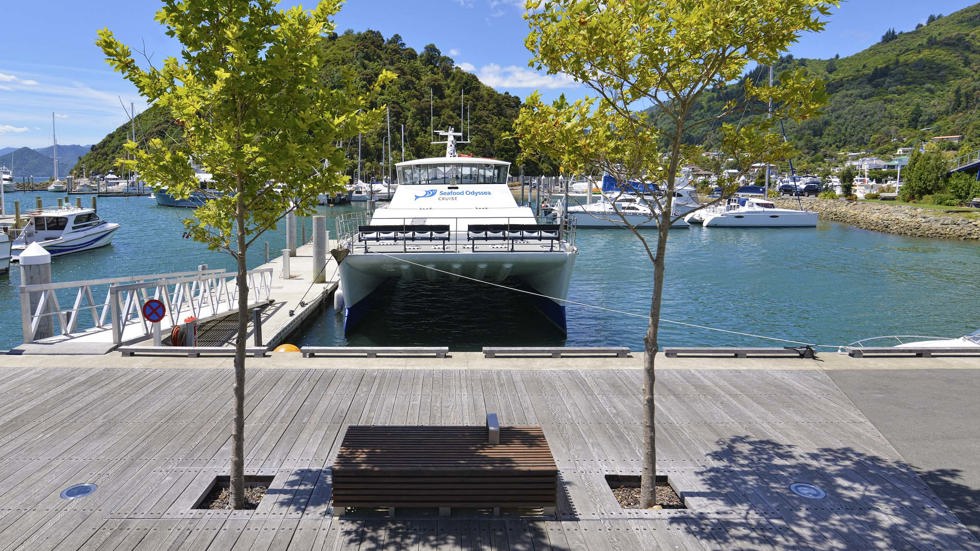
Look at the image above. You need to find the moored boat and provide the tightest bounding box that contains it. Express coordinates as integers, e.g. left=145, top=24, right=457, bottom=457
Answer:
left=334, top=128, right=578, bottom=333
left=686, top=196, right=817, bottom=227
left=0, top=232, right=10, bottom=274
left=9, top=206, right=120, bottom=260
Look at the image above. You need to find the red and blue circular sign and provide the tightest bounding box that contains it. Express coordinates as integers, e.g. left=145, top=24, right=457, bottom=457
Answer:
left=142, top=299, right=166, bottom=323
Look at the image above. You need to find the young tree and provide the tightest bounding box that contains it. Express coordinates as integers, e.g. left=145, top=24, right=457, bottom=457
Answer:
left=519, top=0, right=835, bottom=508
left=98, top=0, right=392, bottom=508
left=900, top=149, right=948, bottom=201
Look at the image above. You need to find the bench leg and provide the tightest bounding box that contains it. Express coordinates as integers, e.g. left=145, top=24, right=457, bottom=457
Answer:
left=333, top=506, right=346, bottom=517
left=543, top=506, right=556, bottom=517
left=439, top=506, right=451, bottom=517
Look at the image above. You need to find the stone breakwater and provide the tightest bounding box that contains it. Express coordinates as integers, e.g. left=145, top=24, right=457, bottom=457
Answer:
left=771, top=198, right=980, bottom=240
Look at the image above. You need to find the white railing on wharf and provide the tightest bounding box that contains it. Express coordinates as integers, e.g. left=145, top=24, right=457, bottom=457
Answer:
left=18, top=267, right=274, bottom=345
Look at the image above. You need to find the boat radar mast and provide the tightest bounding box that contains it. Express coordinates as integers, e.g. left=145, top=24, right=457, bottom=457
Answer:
left=432, top=127, right=468, bottom=158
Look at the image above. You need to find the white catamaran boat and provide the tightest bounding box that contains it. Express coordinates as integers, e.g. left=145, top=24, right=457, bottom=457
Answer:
left=334, top=128, right=578, bottom=332
left=10, top=206, right=120, bottom=260
left=685, top=196, right=817, bottom=227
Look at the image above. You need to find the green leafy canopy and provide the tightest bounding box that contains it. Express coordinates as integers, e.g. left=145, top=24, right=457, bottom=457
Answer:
left=97, top=0, right=394, bottom=254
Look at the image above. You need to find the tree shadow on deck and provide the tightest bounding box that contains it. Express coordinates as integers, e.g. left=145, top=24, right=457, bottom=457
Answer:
left=673, top=435, right=980, bottom=549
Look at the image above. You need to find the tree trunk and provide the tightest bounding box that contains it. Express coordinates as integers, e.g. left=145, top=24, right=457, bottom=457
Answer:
left=639, top=211, right=671, bottom=508
left=639, top=127, right=684, bottom=508
left=231, top=181, right=249, bottom=509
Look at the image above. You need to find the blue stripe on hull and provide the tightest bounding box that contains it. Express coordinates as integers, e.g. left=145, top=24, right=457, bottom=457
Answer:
left=530, top=293, right=568, bottom=335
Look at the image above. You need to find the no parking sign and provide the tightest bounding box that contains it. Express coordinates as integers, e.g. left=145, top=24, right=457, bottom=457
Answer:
left=142, top=299, right=166, bottom=323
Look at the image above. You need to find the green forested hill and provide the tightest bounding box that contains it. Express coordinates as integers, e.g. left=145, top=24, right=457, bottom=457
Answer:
left=78, top=5, right=979, bottom=176
left=684, top=4, right=979, bottom=165
left=77, top=29, right=527, bottom=178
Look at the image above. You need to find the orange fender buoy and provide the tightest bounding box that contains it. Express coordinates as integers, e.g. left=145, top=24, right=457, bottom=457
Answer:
left=274, top=343, right=301, bottom=353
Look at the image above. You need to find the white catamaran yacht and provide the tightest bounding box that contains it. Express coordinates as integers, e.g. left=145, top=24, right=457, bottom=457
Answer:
left=334, top=128, right=578, bottom=332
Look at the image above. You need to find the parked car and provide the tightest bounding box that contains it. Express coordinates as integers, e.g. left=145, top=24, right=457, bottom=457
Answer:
left=800, top=181, right=822, bottom=197
left=778, top=182, right=799, bottom=196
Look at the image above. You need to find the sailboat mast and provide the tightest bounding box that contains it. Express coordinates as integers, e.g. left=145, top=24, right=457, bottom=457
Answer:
left=765, top=66, right=772, bottom=197
left=52, top=112, right=59, bottom=182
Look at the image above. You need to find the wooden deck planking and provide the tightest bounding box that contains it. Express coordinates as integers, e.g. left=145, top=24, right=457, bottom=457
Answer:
left=0, top=365, right=977, bottom=549
left=245, top=370, right=325, bottom=468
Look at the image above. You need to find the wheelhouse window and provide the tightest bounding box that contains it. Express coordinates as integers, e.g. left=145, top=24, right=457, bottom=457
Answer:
left=398, top=162, right=509, bottom=185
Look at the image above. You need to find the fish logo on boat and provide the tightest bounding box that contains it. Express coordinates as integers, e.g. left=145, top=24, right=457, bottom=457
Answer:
left=414, top=189, right=438, bottom=200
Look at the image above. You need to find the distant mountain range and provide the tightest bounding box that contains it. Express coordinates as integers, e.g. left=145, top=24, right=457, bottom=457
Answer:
left=0, top=145, right=91, bottom=181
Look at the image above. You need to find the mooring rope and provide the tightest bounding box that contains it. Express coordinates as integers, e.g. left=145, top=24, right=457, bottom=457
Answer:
left=370, top=250, right=842, bottom=350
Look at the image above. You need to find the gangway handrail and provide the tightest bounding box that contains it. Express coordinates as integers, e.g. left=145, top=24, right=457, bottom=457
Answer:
left=18, top=267, right=274, bottom=346
left=19, top=269, right=227, bottom=344
left=109, top=267, right=274, bottom=344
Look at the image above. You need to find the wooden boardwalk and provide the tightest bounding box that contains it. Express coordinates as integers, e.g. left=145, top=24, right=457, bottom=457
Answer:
left=0, top=359, right=977, bottom=549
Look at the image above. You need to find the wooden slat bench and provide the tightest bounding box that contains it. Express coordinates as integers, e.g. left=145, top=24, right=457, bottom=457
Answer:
left=332, top=423, right=558, bottom=516
left=118, top=345, right=268, bottom=357
left=663, top=346, right=817, bottom=359
left=482, top=346, right=630, bottom=358
left=846, top=347, right=980, bottom=358
left=301, top=346, right=449, bottom=358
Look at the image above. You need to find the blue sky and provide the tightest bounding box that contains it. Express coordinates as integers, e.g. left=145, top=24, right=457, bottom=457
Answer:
left=0, top=0, right=975, bottom=150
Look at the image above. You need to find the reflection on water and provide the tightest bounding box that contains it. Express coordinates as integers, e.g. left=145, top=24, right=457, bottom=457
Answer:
left=297, top=277, right=566, bottom=351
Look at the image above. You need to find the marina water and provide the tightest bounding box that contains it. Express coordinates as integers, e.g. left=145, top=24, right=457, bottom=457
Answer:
left=2, top=191, right=978, bottom=352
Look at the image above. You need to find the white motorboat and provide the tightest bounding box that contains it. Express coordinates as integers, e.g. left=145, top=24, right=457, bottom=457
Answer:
left=0, top=231, right=10, bottom=274
left=46, top=180, right=67, bottom=193
left=348, top=180, right=394, bottom=202
left=10, top=206, right=120, bottom=260
left=1, top=164, right=14, bottom=192
left=567, top=194, right=692, bottom=228
left=894, top=329, right=980, bottom=349
left=686, top=196, right=817, bottom=227
left=334, top=128, right=578, bottom=333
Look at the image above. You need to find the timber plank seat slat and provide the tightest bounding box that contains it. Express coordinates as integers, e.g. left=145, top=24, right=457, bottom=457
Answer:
left=663, top=346, right=816, bottom=358
left=332, top=425, right=558, bottom=514
left=846, top=346, right=980, bottom=358
left=118, top=345, right=268, bottom=357
left=301, top=346, right=449, bottom=358
left=482, top=346, right=630, bottom=358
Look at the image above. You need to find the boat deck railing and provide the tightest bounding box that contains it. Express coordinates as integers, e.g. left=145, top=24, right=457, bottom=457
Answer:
left=18, top=267, right=274, bottom=346
left=336, top=213, right=575, bottom=254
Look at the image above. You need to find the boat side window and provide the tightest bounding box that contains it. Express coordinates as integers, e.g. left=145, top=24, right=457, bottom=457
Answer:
left=44, top=217, right=68, bottom=231
left=73, top=213, right=96, bottom=228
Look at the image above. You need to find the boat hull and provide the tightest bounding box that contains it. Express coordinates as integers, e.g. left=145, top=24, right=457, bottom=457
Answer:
left=338, top=249, right=577, bottom=333
left=0, top=235, right=10, bottom=274
left=569, top=211, right=689, bottom=228
left=154, top=189, right=216, bottom=208
left=700, top=211, right=817, bottom=227
left=12, top=224, right=119, bottom=259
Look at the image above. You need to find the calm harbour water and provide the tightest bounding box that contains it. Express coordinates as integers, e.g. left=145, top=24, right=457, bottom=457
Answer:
left=2, top=191, right=978, bottom=352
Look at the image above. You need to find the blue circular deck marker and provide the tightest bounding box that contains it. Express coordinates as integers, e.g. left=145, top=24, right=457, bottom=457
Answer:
left=789, top=483, right=826, bottom=499
left=60, top=483, right=98, bottom=500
